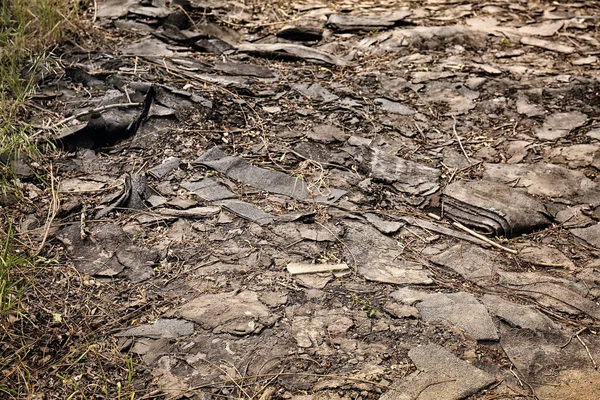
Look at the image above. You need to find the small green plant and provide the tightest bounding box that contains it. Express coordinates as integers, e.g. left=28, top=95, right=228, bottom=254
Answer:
left=352, top=294, right=380, bottom=318
left=0, top=219, right=27, bottom=316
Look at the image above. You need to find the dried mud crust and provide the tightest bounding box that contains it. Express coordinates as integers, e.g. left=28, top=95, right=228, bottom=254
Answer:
left=9, top=0, right=600, bottom=399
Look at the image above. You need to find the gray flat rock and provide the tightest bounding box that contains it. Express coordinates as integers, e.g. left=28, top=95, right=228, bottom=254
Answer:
left=148, top=157, right=181, bottom=179
left=57, top=223, right=157, bottom=282
left=416, top=292, right=499, bottom=341
left=356, top=146, right=440, bottom=196
left=389, top=287, right=430, bottom=306
left=381, top=344, right=495, bottom=400
left=572, top=223, right=600, bottom=248
left=115, top=319, right=194, bottom=338
left=483, top=162, right=598, bottom=199
left=534, top=111, right=588, bottom=140
left=374, top=98, right=415, bottom=115
left=481, top=294, right=557, bottom=331
left=500, top=324, right=600, bottom=385
left=364, top=213, right=404, bottom=234
left=499, top=271, right=600, bottom=319
left=214, top=199, right=274, bottom=225
left=360, top=262, right=433, bottom=285
left=518, top=245, right=575, bottom=270
left=173, top=290, right=276, bottom=335
left=181, top=178, right=236, bottom=201
left=430, top=244, right=501, bottom=283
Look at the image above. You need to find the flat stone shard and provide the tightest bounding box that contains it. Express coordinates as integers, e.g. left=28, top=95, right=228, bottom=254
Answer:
left=173, top=290, right=275, bottom=335
left=518, top=245, right=575, bottom=270
left=360, top=262, right=434, bottom=285
left=181, top=178, right=236, bottom=201
left=291, top=309, right=354, bottom=348
left=499, top=271, right=600, bottom=320
left=483, top=162, right=598, bottom=199
left=443, top=180, right=551, bottom=238
left=116, top=319, right=195, bottom=338
left=213, top=199, right=274, bottom=225
left=481, top=294, right=557, bottom=331
left=364, top=213, right=404, bottom=234
left=534, top=111, right=588, bottom=140
left=57, top=223, right=157, bottom=282
left=430, top=244, right=500, bottom=283
left=326, top=10, right=411, bottom=32
left=357, top=146, right=440, bottom=196
left=571, top=223, right=600, bottom=248
left=416, top=292, right=499, bottom=341
left=381, top=344, right=495, bottom=400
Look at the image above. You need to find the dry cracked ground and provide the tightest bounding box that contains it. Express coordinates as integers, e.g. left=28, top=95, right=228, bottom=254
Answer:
left=6, top=0, right=600, bottom=399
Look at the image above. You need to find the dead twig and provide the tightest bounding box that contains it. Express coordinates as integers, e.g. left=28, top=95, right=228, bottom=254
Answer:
left=452, top=222, right=518, bottom=254
left=561, top=327, right=588, bottom=348
left=34, top=164, right=59, bottom=256
left=451, top=116, right=471, bottom=164
left=576, top=333, right=598, bottom=370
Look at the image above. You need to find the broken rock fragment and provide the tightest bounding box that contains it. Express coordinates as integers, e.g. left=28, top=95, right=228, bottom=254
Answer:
left=381, top=344, right=495, bottom=400
left=195, top=147, right=345, bottom=203
left=483, top=162, right=598, bottom=199
left=356, top=146, right=440, bottom=196
left=173, top=290, right=276, bottom=335
left=443, top=180, right=551, bottom=238
left=430, top=243, right=501, bottom=283
left=416, top=292, right=499, bottom=341
left=57, top=223, right=157, bottom=282
left=326, top=10, right=412, bottom=32
left=534, top=111, right=588, bottom=140
left=116, top=319, right=194, bottom=339
left=481, top=294, right=557, bottom=331
left=360, top=261, right=433, bottom=285
left=236, top=43, right=349, bottom=66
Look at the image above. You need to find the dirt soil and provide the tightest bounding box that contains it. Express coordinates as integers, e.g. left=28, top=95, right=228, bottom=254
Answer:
left=5, top=0, right=600, bottom=399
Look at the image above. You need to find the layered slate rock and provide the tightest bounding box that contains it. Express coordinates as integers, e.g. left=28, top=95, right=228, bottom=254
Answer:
left=356, top=146, right=440, bottom=196
left=443, top=180, right=551, bottom=238
left=115, top=319, right=195, bottom=338
left=481, top=295, right=557, bottom=331
left=430, top=243, right=502, bottom=283
left=483, top=162, right=598, bottom=200
left=360, top=261, right=433, bottom=285
left=498, top=271, right=600, bottom=320
left=171, top=290, right=276, bottom=335
left=381, top=344, right=495, bottom=400
left=416, top=292, right=499, bottom=341
left=57, top=223, right=158, bottom=282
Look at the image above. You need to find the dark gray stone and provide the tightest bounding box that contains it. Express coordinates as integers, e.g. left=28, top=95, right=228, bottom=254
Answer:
left=381, top=343, right=495, bottom=400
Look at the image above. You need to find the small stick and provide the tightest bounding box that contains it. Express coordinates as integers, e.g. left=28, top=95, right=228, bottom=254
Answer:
left=427, top=213, right=441, bottom=221
left=452, top=221, right=518, bottom=254
left=452, top=116, right=471, bottom=164
left=576, top=334, right=597, bottom=370
left=561, top=327, right=588, bottom=348
left=509, top=366, right=524, bottom=388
